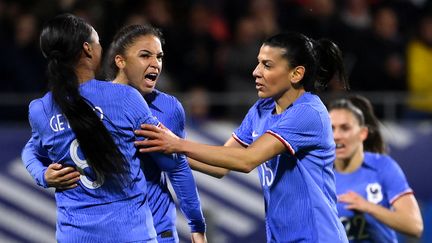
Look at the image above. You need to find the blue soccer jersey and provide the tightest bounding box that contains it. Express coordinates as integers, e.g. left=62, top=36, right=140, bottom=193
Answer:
left=22, top=79, right=158, bottom=242
left=141, top=90, right=205, bottom=242
left=233, top=92, right=347, bottom=243
left=335, top=152, right=413, bottom=243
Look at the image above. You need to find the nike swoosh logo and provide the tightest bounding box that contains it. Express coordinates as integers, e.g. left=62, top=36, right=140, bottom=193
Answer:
left=252, top=131, right=259, bottom=137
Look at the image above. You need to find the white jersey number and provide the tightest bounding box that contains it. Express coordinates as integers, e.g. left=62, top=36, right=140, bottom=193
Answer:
left=260, top=159, right=275, bottom=187
left=70, top=139, right=104, bottom=189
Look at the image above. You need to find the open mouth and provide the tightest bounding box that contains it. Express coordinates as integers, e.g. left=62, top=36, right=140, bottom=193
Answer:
left=145, top=73, right=158, bottom=81
left=335, top=143, right=345, bottom=149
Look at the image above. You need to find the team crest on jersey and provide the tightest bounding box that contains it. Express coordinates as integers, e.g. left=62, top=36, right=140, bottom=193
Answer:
left=366, top=183, right=383, bottom=204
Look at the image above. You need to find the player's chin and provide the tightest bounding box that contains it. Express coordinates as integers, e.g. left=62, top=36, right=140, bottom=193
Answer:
left=335, top=153, right=349, bottom=162
left=139, top=85, right=155, bottom=94
left=257, top=90, right=270, bottom=98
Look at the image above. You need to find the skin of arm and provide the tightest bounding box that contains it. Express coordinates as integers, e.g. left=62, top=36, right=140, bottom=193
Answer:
left=191, top=232, right=207, bottom=243
left=338, top=191, right=423, bottom=238
left=187, top=137, right=241, bottom=178
left=135, top=124, right=286, bottom=173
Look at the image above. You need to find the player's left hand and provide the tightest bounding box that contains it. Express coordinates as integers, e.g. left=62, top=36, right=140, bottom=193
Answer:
left=134, top=123, right=182, bottom=154
left=338, top=191, right=371, bottom=213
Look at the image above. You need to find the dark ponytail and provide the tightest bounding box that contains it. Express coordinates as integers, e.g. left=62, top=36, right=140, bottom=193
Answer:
left=313, top=39, right=349, bottom=92
left=263, top=32, right=348, bottom=92
left=348, top=95, right=386, bottom=153
left=40, top=14, right=127, bottom=180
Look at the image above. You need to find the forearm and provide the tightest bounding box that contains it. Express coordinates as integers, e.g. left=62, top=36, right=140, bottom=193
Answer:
left=188, top=157, right=229, bottom=178
left=179, top=139, right=258, bottom=173
left=21, top=139, right=49, bottom=188
left=24, top=159, right=49, bottom=188
left=367, top=200, right=423, bottom=237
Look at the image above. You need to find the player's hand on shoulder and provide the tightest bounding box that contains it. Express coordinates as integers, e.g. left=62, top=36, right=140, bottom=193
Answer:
left=134, top=123, right=182, bottom=154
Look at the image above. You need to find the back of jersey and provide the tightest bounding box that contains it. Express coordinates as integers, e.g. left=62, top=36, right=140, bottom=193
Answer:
left=27, top=79, right=158, bottom=242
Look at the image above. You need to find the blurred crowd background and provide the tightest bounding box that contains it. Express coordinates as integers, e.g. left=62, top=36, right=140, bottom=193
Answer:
left=1, top=0, right=432, bottom=123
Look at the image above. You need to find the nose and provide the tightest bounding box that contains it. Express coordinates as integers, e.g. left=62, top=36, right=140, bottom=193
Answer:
left=252, top=64, right=260, bottom=78
left=149, top=55, right=161, bottom=69
left=333, top=128, right=341, bottom=140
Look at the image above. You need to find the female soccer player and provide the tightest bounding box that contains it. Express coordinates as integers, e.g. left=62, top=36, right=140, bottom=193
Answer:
left=21, top=14, right=159, bottom=242
left=328, top=96, right=423, bottom=242
left=22, top=24, right=206, bottom=243
left=105, top=24, right=206, bottom=243
left=135, top=32, right=349, bottom=242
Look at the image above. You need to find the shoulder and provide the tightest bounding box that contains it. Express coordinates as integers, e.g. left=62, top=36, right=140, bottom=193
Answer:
left=93, top=80, right=139, bottom=95
left=363, top=152, right=397, bottom=170
left=155, top=89, right=182, bottom=105
left=255, top=98, right=274, bottom=109
left=29, top=92, right=52, bottom=115
left=283, top=94, right=325, bottom=122
left=247, top=98, right=273, bottom=116
left=149, top=89, right=185, bottom=112
left=28, top=93, right=54, bottom=130
left=296, top=93, right=326, bottom=113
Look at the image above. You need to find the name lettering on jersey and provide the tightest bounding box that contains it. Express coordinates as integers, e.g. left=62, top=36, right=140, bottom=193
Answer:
left=366, top=183, right=383, bottom=204
left=49, top=106, right=104, bottom=132
left=50, top=114, right=70, bottom=132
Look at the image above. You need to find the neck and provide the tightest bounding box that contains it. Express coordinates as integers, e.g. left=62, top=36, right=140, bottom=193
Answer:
left=274, top=88, right=305, bottom=114
left=75, top=61, right=95, bottom=84
left=335, top=146, right=364, bottom=173
left=112, top=72, right=127, bottom=85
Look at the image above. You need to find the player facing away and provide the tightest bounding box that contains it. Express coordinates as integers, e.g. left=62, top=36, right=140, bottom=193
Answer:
left=21, top=14, right=159, bottom=242
left=328, top=96, right=423, bottom=242
left=135, top=32, right=350, bottom=242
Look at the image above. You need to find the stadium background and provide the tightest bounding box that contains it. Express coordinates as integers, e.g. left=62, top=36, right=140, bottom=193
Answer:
left=1, top=0, right=432, bottom=242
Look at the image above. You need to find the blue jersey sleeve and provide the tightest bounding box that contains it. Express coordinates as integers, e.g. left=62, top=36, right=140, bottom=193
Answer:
left=123, top=88, right=159, bottom=130
left=268, top=105, right=323, bottom=155
left=233, top=103, right=257, bottom=146
left=167, top=154, right=206, bottom=232
left=159, top=97, right=205, bottom=232
left=21, top=136, right=51, bottom=188
left=172, top=98, right=186, bottom=138
left=379, top=155, right=412, bottom=204
left=22, top=99, right=52, bottom=188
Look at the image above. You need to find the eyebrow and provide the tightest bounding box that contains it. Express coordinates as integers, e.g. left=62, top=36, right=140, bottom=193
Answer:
left=139, top=50, right=164, bottom=55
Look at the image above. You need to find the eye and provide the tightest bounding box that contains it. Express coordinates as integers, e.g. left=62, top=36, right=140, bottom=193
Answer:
left=262, top=61, right=272, bottom=69
left=340, top=125, right=351, bottom=132
left=157, top=54, right=164, bottom=61
left=140, top=53, right=150, bottom=58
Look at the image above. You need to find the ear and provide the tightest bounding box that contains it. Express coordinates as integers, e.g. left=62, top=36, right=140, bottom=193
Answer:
left=115, top=55, right=126, bottom=69
left=360, top=126, right=369, bottom=142
left=83, top=42, right=92, bottom=58
left=290, top=66, right=305, bottom=84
